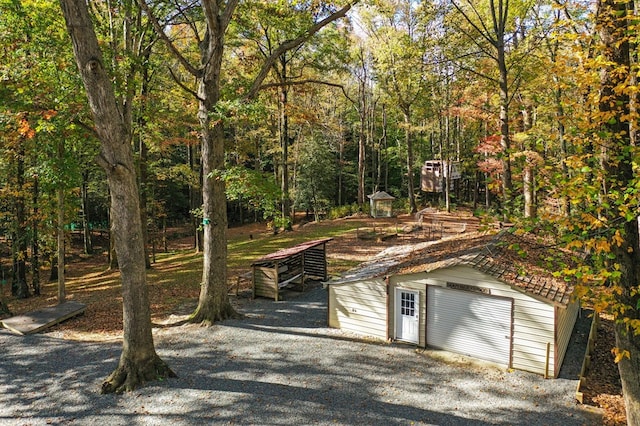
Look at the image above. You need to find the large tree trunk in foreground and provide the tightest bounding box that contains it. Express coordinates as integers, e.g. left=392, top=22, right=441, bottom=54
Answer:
left=59, top=0, right=174, bottom=393
left=597, top=0, right=640, bottom=422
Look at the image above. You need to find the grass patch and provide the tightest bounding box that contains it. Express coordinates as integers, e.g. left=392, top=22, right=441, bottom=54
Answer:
left=0, top=218, right=371, bottom=337
left=226, top=220, right=366, bottom=269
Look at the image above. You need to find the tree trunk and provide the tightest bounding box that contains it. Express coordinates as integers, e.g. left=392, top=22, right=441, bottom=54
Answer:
left=58, top=139, right=67, bottom=302
left=81, top=169, right=93, bottom=254
left=189, top=27, right=236, bottom=325
left=611, top=206, right=640, bottom=426
left=57, top=177, right=65, bottom=303
left=597, top=0, right=640, bottom=421
left=357, top=78, right=367, bottom=208
left=497, top=46, right=513, bottom=211
left=378, top=104, right=387, bottom=191
left=59, top=0, right=173, bottom=393
left=444, top=115, right=451, bottom=213
left=0, top=263, right=10, bottom=315
left=616, top=318, right=640, bottom=426
left=49, top=254, right=58, bottom=282
left=31, top=175, right=40, bottom=296
left=338, top=131, right=344, bottom=206
left=522, top=105, right=536, bottom=219
left=403, top=109, right=417, bottom=214
left=279, top=71, right=292, bottom=230
left=523, top=165, right=535, bottom=218
left=556, top=89, right=569, bottom=216
left=12, top=141, right=29, bottom=299
left=350, top=44, right=369, bottom=209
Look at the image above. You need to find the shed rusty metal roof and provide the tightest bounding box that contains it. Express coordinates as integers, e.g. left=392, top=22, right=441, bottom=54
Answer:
left=252, top=238, right=333, bottom=264
left=389, top=231, right=576, bottom=306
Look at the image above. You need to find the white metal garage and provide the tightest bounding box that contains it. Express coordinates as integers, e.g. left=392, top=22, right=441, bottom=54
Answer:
left=426, top=285, right=513, bottom=366
left=326, top=231, right=580, bottom=377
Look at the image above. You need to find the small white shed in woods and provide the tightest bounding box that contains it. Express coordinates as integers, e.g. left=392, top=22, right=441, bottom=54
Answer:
left=325, top=232, right=580, bottom=378
left=368, top=191, right=395, bottom=218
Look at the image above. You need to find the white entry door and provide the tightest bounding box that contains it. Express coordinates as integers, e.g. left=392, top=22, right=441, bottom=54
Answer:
left=396, top=289, right=419, bottom=343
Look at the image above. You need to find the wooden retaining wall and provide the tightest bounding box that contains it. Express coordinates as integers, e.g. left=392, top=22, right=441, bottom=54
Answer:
left=575, top=313, right=599, bottom=403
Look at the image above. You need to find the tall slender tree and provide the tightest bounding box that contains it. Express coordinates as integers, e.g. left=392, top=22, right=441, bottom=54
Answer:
left=361, top=0, right=435, bottom=213
left=59, top=0, right=174, bottom=393
left=447, top=0, right=535, bottom=214
left=553, top=0, right=640, bottom=421
left=592, top=1, right=640, bottom=420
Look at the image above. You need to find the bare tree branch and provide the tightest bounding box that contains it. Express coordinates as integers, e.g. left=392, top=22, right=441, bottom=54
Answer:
left=221, top=0, right=239, bottom=30
left=245, top=1, right=357, bottom=99
left=258, top=78, right=344, bottom=93
left=451, top=0, right=497, bottom=46
left=137, top=0, right=201, bottom=77
left=167, top=67, right=203, bottom=102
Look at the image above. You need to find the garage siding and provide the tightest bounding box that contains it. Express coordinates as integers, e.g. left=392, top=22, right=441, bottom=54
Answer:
left=420, top=266, right=557, bottom=376
left=555, top=300, right=580, bottom=377
left=328, top=279, right=387, bottom=340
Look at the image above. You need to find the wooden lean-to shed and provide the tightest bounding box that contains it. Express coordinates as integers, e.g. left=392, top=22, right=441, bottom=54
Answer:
left=252, top=238, right=332, bottom=301
left=326, top=231, right=579, bottom=378
left=368, top=191, right=395, bottom=218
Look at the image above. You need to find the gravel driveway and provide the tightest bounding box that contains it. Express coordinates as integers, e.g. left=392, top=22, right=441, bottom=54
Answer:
left=0, top=287, right=602, bottom=425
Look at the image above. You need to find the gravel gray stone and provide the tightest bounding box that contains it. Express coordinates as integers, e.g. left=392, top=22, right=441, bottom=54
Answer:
left=0, top=287, right=602, bottom=425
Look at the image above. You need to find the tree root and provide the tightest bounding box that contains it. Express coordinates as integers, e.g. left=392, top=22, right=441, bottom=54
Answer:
left=188, top=302, right=241, bottom=326
left=100, top=354, right=176, bottom=394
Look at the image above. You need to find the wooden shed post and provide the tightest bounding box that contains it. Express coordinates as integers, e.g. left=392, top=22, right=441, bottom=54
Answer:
left=545, top=342, right=551, bottom=379
left=301, top=252, right=306, bottom=291
left=252, top=265, right=256, bottom=299
left=274, top=260, right=280, bottom=301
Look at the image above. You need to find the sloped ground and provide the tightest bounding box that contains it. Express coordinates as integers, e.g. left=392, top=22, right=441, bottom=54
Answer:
left=580, top=316, right=626, bottom=425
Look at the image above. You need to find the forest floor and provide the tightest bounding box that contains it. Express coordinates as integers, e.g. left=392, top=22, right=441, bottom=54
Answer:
left=0, top=208, right=626, bottom=424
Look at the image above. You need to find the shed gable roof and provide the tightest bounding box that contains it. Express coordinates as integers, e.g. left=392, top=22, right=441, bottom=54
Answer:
left=368, top=191, right=395, bottom=200
left=389, top=231, right=575, bottom=306
left=252, top=238, right=333, bottom=265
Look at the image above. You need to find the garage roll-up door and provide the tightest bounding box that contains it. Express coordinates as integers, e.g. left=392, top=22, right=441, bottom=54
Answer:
left=427, top=286, right=512, bottom=366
